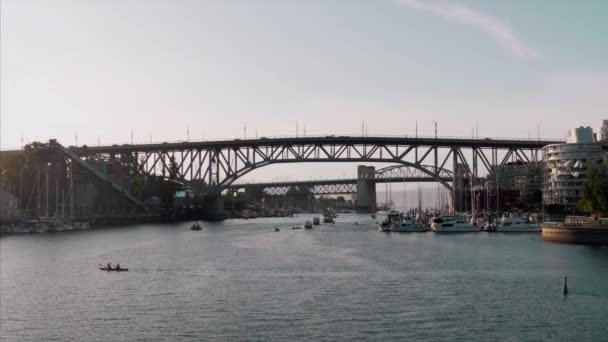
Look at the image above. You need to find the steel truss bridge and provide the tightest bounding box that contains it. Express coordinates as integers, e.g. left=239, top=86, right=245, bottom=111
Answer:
left=227, top=164, right=455, bottom=195
left=0, top=135, right=561, bottom=218
left=69, top=136, right=557, bottom=194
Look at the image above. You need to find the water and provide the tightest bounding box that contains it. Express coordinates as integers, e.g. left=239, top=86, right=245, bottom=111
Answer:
left=2, top=214, right=608, bottom=341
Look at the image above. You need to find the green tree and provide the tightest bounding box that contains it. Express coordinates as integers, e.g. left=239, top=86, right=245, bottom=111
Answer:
left=168, top=156, right=180, bottom=180
left=577, top=162, right=608, bottom=215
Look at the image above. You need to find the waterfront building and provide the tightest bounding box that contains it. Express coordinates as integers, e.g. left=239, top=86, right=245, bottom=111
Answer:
left=487, top=161, right=542, bottom=199
left=543, top=125, right=607, bottom=213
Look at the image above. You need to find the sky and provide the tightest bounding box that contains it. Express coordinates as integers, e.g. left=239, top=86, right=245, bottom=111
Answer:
left=1, top=0, right=607, bottom=182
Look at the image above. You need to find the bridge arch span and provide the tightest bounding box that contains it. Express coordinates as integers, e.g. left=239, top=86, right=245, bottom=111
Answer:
left=218, top=159, right=454, bottom=193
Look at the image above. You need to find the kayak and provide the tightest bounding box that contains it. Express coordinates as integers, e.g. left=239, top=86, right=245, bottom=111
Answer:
left=99, top=267, right=129, bottom=272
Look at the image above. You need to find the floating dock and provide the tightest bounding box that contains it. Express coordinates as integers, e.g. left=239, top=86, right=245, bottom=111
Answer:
left=542, top=216, right=608, bottom=245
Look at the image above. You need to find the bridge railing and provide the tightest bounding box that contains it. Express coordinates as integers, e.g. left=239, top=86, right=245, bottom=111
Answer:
left=1, top=133, right=565, bottom=152
left=62, top=133, right=563, bottom=148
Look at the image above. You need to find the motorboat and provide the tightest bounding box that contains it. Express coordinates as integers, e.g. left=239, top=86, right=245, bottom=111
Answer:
left=190, top=222, right=202, bottom=231
left=387, top=210, right=401, bottom=221
left=378, top=222, right=392, bottom=232
left=274, top=227, right=280, bottom=232
left=391, top=219, right=427, bottom=232
left=430, top=216, right=452, bottom=230
left=432, top=218, right=478, bottom=232
left=313, top=217, right=320, bottom=225
left=323, top=209, right=338, bottom=219
left=378, top=210, right=400, bottom=232
left=304, top=221, right=313, bottom=229
left=323, top=213, right=334, bottom=223
left=495, top=217, right=540, bottom=232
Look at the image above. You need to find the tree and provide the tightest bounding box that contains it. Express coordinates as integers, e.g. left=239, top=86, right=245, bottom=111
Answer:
left=168, top=156, right=180, bottom=180
left=577, top=162, right=608, bottom=215
left=531, top=189, right=543, bottom=211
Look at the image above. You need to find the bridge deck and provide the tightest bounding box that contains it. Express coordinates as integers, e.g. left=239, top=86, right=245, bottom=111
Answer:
left=1, top=135, right=563, bottom=155
left=66, top=136, right=562, bottom=154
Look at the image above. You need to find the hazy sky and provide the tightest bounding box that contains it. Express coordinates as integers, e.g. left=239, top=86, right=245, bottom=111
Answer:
left=1, top=0, right=607, bottom=181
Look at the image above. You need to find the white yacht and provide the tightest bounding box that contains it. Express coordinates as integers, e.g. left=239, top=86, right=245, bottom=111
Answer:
left=495, top=217, right=540, bottom=232
left=432, top=218, right=478, bottom=232
left=430, top=216, right=453, bottom=230
left=391, top=219, right=427, bottom=232
left=378, top=210, right=399, bottom=232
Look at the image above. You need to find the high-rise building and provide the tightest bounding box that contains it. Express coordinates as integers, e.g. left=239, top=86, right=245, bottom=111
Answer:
left=543, top=124, right=606, bottom=212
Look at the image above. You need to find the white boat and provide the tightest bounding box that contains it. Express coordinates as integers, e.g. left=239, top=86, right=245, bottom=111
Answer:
left=432, top=218, right=478, bottom=232
left=495, top=217, right=540, bottom=232
left=430, top=216, right=453, bottom=230
left=391, top=219, right=427, bottom=232
left=378, top=210, right=400, bottom=232
left=378, top=224, right=391, bottom=232
left=323, top=215, right=334, bottom=223
left=386, top=210, right=401, bottom=222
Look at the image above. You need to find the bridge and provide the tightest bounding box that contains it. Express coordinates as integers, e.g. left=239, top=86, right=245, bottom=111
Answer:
left=228, top=175, right=451, bottom=195
left=228, top=163, right=452, bottom=192
left=0, top=135, right=561, bottom=219
left=71, top=135, right=554, bottom=183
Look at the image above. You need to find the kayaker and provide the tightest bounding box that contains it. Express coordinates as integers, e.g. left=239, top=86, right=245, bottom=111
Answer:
left=115, top=263, right=120, bottom=270
left=106, top=263, right=112, bottom=270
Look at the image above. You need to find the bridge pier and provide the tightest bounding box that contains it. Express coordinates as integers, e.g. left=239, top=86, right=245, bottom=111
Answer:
left=452, top=163, right=468, bottom=214
left=202, top=194, right=225, bottom=221
left=355, top=165, right=377, bottom=213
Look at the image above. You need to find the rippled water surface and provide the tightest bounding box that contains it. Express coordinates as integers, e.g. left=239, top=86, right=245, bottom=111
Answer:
left=2, top=213, right=608, bottom=341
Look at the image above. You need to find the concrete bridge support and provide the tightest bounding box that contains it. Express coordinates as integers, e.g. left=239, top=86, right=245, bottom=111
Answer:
left=202, top=194, right=225, bottom=221
left=452, top=163, right=468, bottom=214
left=355, top=165, right=377, bottom=213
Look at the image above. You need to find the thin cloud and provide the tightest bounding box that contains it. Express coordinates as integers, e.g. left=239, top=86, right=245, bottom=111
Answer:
left=396, top=0, right=539, bottom=59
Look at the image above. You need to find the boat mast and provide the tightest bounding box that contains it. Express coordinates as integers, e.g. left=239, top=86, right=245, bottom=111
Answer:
left=18, top=166, right=23, bottom=213
left=417, top=184, right=422, bottom=217
left=46, top=164, right=49, bottom=218
left=389, top=183, right=392, bottom=210
left=70, top=162, right=74, bottom=218
left=37, top=169, right=40, bottom=218
left=496, top=165, right=499, bottom=221
left=55, top=178, right=59, bottom=219
left=403, top=182, right=407, bottom=214
left=385, top=183, right=388, bottom=210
